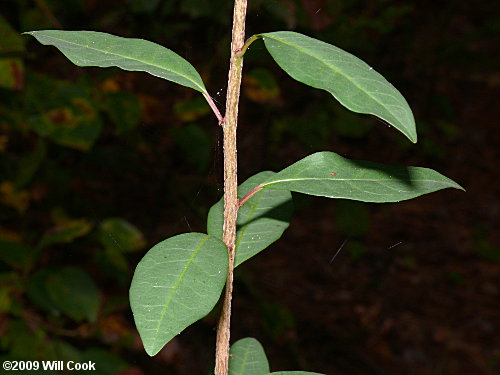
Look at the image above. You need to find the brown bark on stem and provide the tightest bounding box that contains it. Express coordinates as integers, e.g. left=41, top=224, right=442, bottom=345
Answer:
left=214, top=0, right=247, bottom=374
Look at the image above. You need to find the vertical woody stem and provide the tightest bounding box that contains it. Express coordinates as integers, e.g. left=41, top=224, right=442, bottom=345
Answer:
left=214, top=0, right=247, bottom=374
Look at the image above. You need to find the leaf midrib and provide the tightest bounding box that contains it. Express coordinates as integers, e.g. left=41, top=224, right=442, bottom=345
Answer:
left=263, top=33, right=405, bottom=129
left=33, top=33, right=206, bottom=93
left=235, top=341, right=252, bottom=375
left=153, top=235, right=210, bottom=346
left=262, top=177, right=450, bottom=185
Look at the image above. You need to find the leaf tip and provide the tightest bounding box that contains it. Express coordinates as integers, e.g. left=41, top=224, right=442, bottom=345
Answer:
left=141, top=335, right=166, bottom=357
left=441, top=177, right=464, bottom=192
left=441, top=174, right=464, bottom=192
left=408, top=129, right=418, bottom=143
left=144, top=345, right=159, bottom=357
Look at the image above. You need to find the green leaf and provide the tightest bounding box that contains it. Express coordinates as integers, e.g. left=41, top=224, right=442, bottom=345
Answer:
left=99, top=218, right=145, bottom=253
left=269, top=372, right=325, bottom=375
left=0, top=58, right=24, bottom=90
left=260, top=152, right=463, bottom=203
left=130, top=233, right=228, bottom=356
left=0, top=239, right=38, bottom=270
left=46, top=267, right=102, bottom=322
left=3, top=320, right=48, bottom=361
left=27, top=268, right=61, bottom=315
left=25, top=30, right=207, bottom=93
left=27, top=97, right=102, bottom=151
left=207, top=172, right=293, bottom=267
left=229, top=337, right=270, bottom=375
left=260, top=31, right=417, bottom=142
left=38, top=217, right=93, bottom=249
left=24, top=76, right=102, bottom=151
left=14, top=140, right=46, bottom=188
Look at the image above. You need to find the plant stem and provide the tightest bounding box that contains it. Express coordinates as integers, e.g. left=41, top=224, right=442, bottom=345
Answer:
left=214, top=0, right=247, bottom=374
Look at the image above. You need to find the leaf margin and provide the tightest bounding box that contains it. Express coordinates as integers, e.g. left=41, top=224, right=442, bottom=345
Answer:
left=129, top=232, right=228, bottom=356
left=257, top=31, right=418, bottom=143
left=24, top=30, right=207, bottom=93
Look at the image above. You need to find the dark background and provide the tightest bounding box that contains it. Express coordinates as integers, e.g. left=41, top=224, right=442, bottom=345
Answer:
left=0, top=1, right=498, bottom=374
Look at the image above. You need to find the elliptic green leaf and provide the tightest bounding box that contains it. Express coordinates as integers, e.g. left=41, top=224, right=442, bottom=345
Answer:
left=25, top=30, right=207, bottom=93
left=99, top=218, right=145, bottom=253
left=46, top=267, right=102, bottom=322
left=260, top=152, right=463, bottom=203
left=229, top=337, right=270, bottom=375
left=207, top=172, right=293, bottom=267
left=27, top=268, right=61, bottom=315
left=0, top=239, right=38, bottom=270
left=260, top=31, right=417, bottom=142
left=130, top=233, right=228, bottom=356
left=24, top=75, right=103, bottom=151
left=38, top=217, right=93, bottom=249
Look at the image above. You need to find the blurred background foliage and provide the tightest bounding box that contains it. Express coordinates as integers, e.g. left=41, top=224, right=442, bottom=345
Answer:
left=0, top=1, right=498, bottom=374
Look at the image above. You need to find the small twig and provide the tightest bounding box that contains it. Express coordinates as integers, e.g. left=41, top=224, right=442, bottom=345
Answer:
left=23, top=309, right=90, bottom=337
left=33, top=0, right=63, bottom=29
left=234, top=34, right=259, bottom=58
left=330, top=239, right=347, bottom=263
left=387, top=241, right=403, bottom=250
left=238, top=184, right=263, bottom=207
left=203, top=92, right=224, bottom=125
